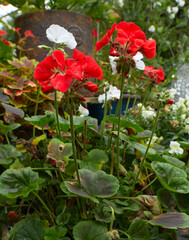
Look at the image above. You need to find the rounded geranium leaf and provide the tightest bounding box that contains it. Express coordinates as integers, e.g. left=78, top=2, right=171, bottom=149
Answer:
left=73, top=221, right=108, bottom=240
left=151, top=162, right=189, bottom=193
left=9, top=214, right=46, bottom=240
left=64, top=169, right=119, bottom=203
left=0, top=144, right=22, bottom=165
left=0, top=167, right=44, bottom=198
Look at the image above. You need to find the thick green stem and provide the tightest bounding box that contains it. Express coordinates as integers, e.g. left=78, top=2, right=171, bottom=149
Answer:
left=33, top=85, right=41, bottom=138
left=108, top=205, right=115, bottom=232
left=116, top=70, right=125, bottom=178
left=33, top=191, right=55, bottom=218
left=54, top=90, right=62, bottom=140
left=133, top=104, right=160, bottom=187
left=70, top=109, right=81, bottom=188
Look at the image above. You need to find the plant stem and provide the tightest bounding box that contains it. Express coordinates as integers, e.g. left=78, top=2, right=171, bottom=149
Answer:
left=33, top=85, right=41, bottom=138
left=117, top=229, right=130, bottom=238
left=5, top=134, right=10, bottom=145
left=33, top=191, right=55, bottom=218
left=132, top=104, right=160, bottom=187
left=70, top=109, right=81, bottom=188
left=124, top=94, right=131, bottom=119
left=116, top=70, right=125, bottom=178
left=54, top=90, right=62, bottom=140
left=82, top=120, right=87, bottom=160
left=107, top=205, right=115, bottom=232
left=140, top=176, right=157, bottom=194
left=101, top=91, right=108, bottom=143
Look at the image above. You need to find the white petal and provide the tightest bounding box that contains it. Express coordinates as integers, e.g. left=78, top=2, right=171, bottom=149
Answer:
left=133, top=52, right=143, bottom=61
left=109, top=56, right=119, bottom=75
left=135, top=60, right=145, bottom=70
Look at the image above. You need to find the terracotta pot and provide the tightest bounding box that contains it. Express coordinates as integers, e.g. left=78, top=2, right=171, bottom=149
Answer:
left=15, top=10, right=94, bottom=61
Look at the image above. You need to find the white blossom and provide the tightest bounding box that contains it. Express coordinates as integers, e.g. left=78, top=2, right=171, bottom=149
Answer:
left=98, top=85, right=120, bottom=103
left=109, top=56, right=119, bottom=75
left=46, top=24, right=77, bottom=49
left=141, top=107, right=156, bottom=120
left=176, top=97, right=186, bottom=108
left=167, top=6, right=172, bottom=13
left=153, top=2, right=162, bottom=7
left=118, top=0, right=124, bottom=7
left=169, top=141, right=184, bottom=155
left=148, top=25, right=156, bottom=33
left=146, top=136, right=158, bottom=145
left=172, top=6, right=179, bottom=14
left=168, top=88, right=177, bottom=99
left=133, top=52, right=145, bottom=70
left=78, top=105, right=89, bottom=117
left=175, top=0, right=185, bottom=7
left=169, top=13, right=176, bottom=19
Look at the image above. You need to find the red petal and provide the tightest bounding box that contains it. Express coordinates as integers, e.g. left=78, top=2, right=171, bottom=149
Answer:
left=50, top=73, right=72, bottom=92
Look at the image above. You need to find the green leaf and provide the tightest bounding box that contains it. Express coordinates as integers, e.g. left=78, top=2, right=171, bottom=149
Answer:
left=9, top=214, right=46, bottom=240
left=79, top=149, right=108, bottom=171
left=128, top=218, right=150, bottom=240
left=157, top=189, right=175, bottom=209
left=24, top=114, right=55, bottom=129
left=73, top=221, right=108, bottom=240
left=131, top=142, right=156, bottom=155
left=151, top=162, right=189, bottom=193
left=105, top=116, right=144, bottom=133
left=0, top=144, right=22, bottom=165
left=149, top=212, right=189, bottom=229
left=45, top=226, right=67, bottom=240
left=0, top=167, right=44, bottom=198
left=0, top=122, right=20, bottom=135
left=64, top=169, right=119, bottom=203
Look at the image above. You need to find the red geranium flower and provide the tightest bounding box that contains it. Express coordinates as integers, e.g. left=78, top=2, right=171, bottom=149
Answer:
left=85, top=82, right=99, bottom=92
left=144, top=66, right=164, bottom=83
left=34, top=50, right=77, bottom=92
left=14, top=28, right=21, bottom=33
left=0, top=30, right=7, bottom=37
left=93, top=29, right=97, bottom=37
left=116, top=21, right=156, bottom=59
left=1, top=38, right=10, bottom=47
left=168, top=99, right=174, bottom=104
left=68, top=49, right=103, bottom=80
left=96, top=23, right=117, bottom=51
left=24, top=30, right=34, bottom=38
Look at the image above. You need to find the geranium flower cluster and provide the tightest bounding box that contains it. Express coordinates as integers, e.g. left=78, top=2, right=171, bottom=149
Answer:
left=98, top=84, right=121, bottom=104
left=96, top=21, right=156, bottom=75
left=143, top=66, right=165, bottom=85
left=0, top=30, right=10, bottom=47
left=34, top=24, right=103, bottom=94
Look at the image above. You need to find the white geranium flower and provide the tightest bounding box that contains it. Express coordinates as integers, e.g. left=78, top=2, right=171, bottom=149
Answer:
left=78, top=104, right=89, bottom=117
left=172, top=6, right=179, bottom=14
left=146, top=136, right=158, bottom=145
left=185, top=125, right=189, bottom=134
left=171, top=104, right=179, bottom=111
left=181, top=114, right=186, bottom=120
left=168, top=88, right=177, bottom=99
left=167, top=6, right=172, bottom=13
left=153, top=2, right=161, bottom=7
left=169, top=141, right=184, bottom=155
left=141, top=108, right=156, bottom=120
left=108, top=85, right=121, bottom=100
left=148, top=25, right=156, bottom=33
left=46, top=24, right=77, bottom=49
left=175, top=0, right=185, bottom=7
left=98, top=85, right=120, bottom=103
left=176, top=97, right=186, bottom=108
left=185, top=118, right=189, bottom=124
left=109, top=56, right=119, bottom=75
left=118, top=0, right=124, bottom=7
left=133, top=52, right=145, bottom=70
left=169, top=13, right=176, bottom=19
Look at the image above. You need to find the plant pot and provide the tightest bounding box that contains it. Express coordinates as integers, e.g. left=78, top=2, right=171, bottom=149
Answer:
left=15, top=10, right=94, bottom=61
left=86, top=94, right=140, bottom=125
